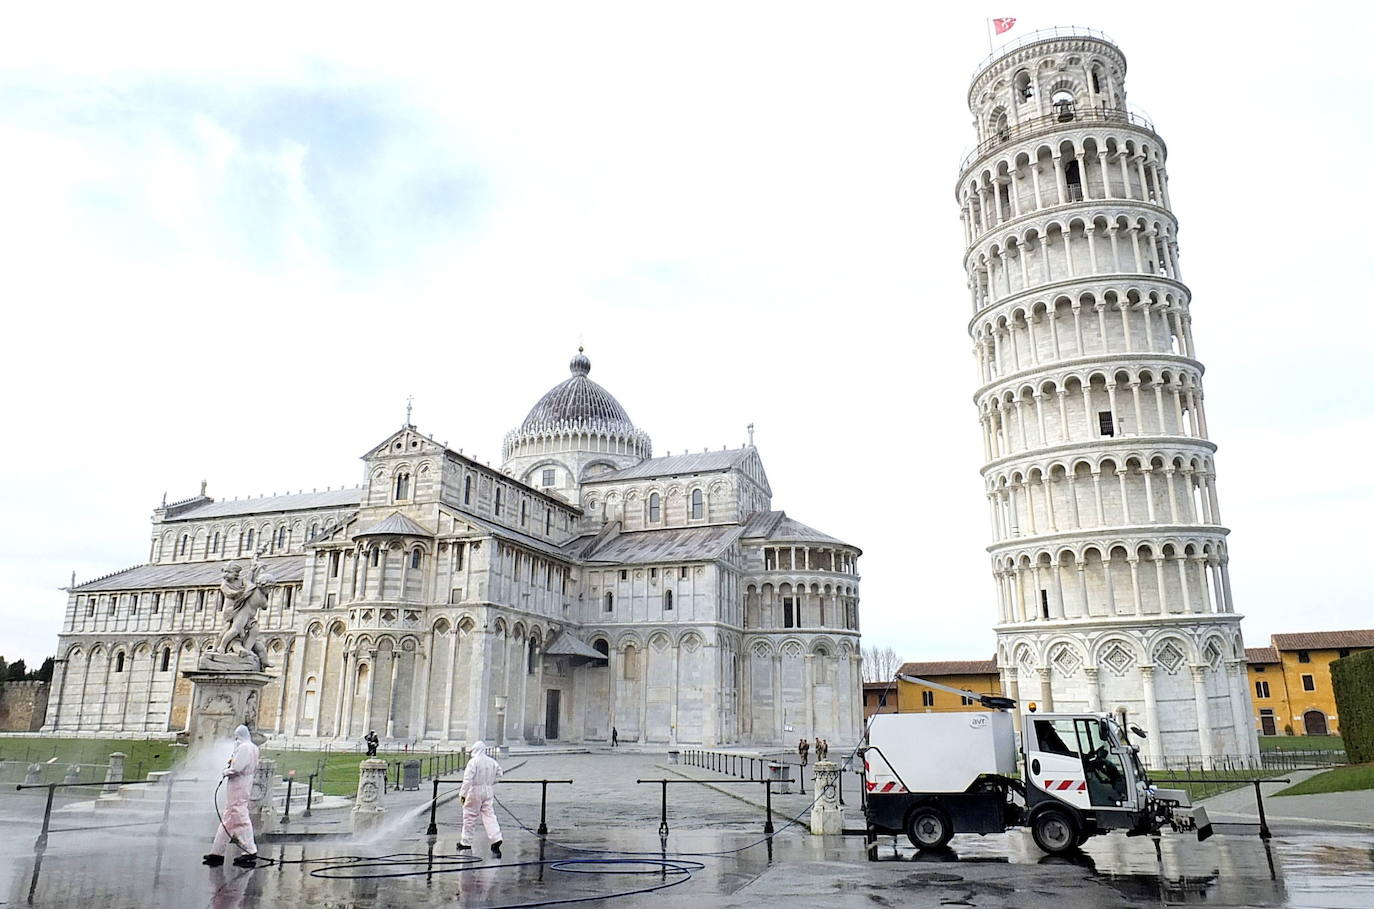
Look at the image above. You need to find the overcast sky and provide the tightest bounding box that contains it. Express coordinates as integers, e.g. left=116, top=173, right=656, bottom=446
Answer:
left=1, top=2, right=1370, bottom=667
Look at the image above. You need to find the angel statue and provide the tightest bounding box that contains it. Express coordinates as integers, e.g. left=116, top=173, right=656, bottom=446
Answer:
left=211, top=550, right=276, bottom=670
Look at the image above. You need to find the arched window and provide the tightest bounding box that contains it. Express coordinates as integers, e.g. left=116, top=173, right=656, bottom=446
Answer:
left=277, top=526, right=288, bottom=550
left=114, top=651, right=125, bottom=673
left=495, top=488, right=503, bottom=515
left=1051, top=89, right=1076, bottom=121
left=528, top=642, right=539, bottom=675
left=464, top=476, right=472, bottom=505
left=690, top=489, right=704, bottom=520
left=370, top=548, right=380, bottom=567
left=303, top=676, right=319, bottom=719
left=178, top=534, right=188, bottom=556
left=648, top=492, right=661, bottom=523
left=212, top=531, right=221, bottom=553
left=410, top=549, right=422, bottom=570
left=545, top=510, right=552, bottom=534
left=520, top=501, right=528, bottom=525
left=593, top=638, right=609, bottom=658
left=395, top=471, right=411, bottom=501
left=160, top=648, right=171, bottom=672
left=309, top=522, right=319, bottom=540
left=664, top=589, right=673, bottom=611
left=604, top=591, right=614, bottom=612
left=244, top=529, right=255, bottom=552
left=1064, top=158, right=1083, bottom=201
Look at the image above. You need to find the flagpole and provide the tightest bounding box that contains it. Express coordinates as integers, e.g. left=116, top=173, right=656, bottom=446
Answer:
left=986, top=19, right=994, bottom=54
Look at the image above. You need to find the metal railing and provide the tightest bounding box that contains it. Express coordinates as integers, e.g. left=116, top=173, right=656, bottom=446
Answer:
left=970, top=27, right=1120, bottom=82
left=424, top=778, right=573, bottom=837
left=1152, top=777, right=1292, bottom=839
left=679, top=748, right=813, bottom=796
left=637, top=776, right=793, bottom=837
left=958, top=106, right=1158, bottom=174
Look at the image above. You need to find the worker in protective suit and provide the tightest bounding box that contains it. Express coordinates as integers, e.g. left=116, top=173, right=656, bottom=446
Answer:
left=203, top=725, right=260, bottom=868
left=457, top=740, right=503, bottom=857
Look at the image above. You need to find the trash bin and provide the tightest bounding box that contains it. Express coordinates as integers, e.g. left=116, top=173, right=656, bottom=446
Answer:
left=767, top=762, right=792, bottom=794
left=402, top=760, right=422, bottom=791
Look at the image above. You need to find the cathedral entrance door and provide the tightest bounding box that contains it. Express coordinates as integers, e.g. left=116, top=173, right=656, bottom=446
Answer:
left=545, top=690, right=561, bottom=741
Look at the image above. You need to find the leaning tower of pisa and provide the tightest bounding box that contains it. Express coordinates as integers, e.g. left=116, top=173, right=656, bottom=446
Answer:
left=958, top=28, right=1257, bottom=766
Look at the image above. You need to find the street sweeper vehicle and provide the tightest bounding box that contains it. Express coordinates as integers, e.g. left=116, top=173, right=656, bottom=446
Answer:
left=860, top=674, right=1212, bottom=854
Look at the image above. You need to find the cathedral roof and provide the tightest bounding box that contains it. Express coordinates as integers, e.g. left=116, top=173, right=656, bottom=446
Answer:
left=72, top=556, right=306, bottom=592
left=356, top=512, right=433, bottom=537
left=164, top=488, right=363, bottom=521
left=564, top=524, right=744, bottom=564
left=588, top=448, right=752, bottom=482
left=741, top=510, right=854, bottom=548
left=517, top=349, right=638, bottom=435
left=543, top=631, right=608, bottom=662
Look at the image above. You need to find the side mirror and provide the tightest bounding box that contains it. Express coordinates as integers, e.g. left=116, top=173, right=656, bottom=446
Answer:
left=1130, top=725, right=1148, bottom=739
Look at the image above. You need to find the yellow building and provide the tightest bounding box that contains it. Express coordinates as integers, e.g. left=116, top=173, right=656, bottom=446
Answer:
left=891, top=660, right=1002, bottom=713
left=1246, top=630, right=1374, bottom=737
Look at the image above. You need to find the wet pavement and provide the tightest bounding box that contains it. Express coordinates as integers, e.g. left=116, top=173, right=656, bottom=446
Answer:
left=2, top=751, right=1372, bottom=908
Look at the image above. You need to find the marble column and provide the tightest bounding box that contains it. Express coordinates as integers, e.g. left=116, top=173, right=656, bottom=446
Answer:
left=1191, top=664, right=1214, bottom=767
left=1139, top=666, right=1163, bottom=768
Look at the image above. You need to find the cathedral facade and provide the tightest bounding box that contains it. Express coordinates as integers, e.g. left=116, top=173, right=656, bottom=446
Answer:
left=42, top=350, right=863, bottom=748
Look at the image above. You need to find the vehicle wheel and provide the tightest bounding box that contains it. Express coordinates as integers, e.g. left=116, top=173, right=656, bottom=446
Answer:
left=905, top=806, right=954, bottom=850
left=1031, top=808, right=1079, bottom=855
left=1073, top=830, right=1091, bottom=848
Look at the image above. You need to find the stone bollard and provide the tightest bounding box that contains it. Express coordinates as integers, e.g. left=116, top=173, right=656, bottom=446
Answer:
left=809, top=761, right=844, bottom=835
left=63, top=765, right=82, bottom=786
left=103, top=752, right=126, bottom=796
left=24, top=763, right=44, bottom=786
left=250, top=757, right=278, bottom=829
left=352, top=759, right=389, bottom=834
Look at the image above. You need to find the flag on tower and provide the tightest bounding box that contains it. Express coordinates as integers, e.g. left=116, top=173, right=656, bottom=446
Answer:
left=992, top=17, right=1017, bottom=35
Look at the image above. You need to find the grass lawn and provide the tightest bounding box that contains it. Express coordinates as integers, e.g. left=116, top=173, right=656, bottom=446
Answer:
left=1258, top=734, right=1345, bottom=752
left=1, top=736, right=467, bottom=797
left=1275, top=763, right=1374, bottom=797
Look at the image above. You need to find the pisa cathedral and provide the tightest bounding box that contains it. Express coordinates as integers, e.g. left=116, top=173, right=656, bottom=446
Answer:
left=42, top=350, right=863, bottom=747
left=961, top=29, right=1257, bottom=763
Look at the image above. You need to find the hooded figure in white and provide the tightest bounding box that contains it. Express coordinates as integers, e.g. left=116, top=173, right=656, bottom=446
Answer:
left=458, top=740, right=503, bottom=856
left=203, top=725, right=260, bottom=867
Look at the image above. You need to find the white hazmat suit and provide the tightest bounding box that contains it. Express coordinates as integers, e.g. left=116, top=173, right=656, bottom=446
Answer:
left=458, top=741, right=503, bottom=853
left=206, top=725, right=259, bottom=864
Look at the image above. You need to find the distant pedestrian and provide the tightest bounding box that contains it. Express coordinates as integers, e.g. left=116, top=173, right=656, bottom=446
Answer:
left=611, top=726, right=619, bottom=748
left=818, top=739, right=829, bottom=761
left=798, top=738, right=809, bottom=766
left=364, top=730, right=379, bottom=757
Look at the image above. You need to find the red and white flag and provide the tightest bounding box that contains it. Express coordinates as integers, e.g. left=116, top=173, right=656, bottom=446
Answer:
left=992, top=17, right=1017, bottom=35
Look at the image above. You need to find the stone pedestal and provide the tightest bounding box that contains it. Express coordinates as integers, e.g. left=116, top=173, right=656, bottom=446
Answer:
left=62, top=765, right=81, bottom=786
left=809, top=761, right=844, bottom=835
left=24, top=763, right=43, bottom=786
left=180, top=669, right=273, bottom=752
left=103, top=751, right=126, bottom=796
left=352, top=759, right=389, bottom=833
left=250, top=757, right=277, bottom=830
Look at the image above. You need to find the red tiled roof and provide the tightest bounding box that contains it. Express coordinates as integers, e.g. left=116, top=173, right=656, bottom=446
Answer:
left=899, top=658, right=999, bottom=677
left=1270, top=630, right=1374, bottom=651
left=1246, top=647, right=1279, bottom=664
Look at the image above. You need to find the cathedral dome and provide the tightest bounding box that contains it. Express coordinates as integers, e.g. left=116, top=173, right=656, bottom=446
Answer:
left=519, top=349, right=635, bottom=434
left=502, top=349, right=652, bottom=466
